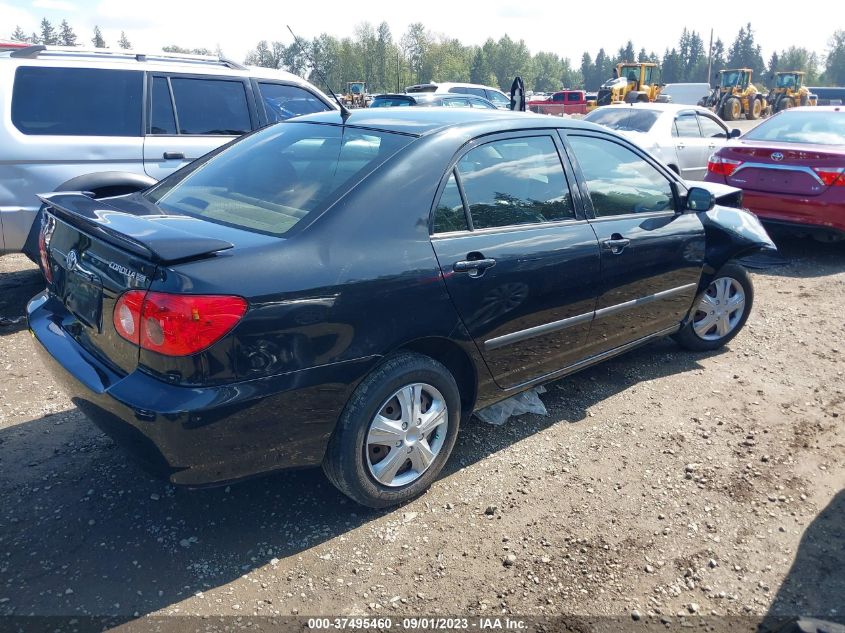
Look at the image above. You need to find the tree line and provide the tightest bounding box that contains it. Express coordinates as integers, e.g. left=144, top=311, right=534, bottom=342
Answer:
left=10, top=18, right=845, bottom=91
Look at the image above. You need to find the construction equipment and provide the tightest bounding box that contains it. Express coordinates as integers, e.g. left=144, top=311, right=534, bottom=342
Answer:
left=593, top=62, right=662, bottom=108
left=767, top=71, right=815, bottom=112
left=344, top=81, right=368, bottom=108
left=700, top=68, right=768, bottom=121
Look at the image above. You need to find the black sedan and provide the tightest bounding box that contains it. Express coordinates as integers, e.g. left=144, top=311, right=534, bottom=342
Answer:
left=28, top=108, right=775, bottom=508
left=369, top=93, right=497, bottom=109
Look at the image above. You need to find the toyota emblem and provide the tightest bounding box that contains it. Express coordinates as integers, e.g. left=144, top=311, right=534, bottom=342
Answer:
left=65, top=249, right=78, bottom=271
left=771, top=152, right=784, bottom=162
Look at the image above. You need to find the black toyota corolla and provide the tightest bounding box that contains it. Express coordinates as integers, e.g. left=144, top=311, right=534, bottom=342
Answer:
left=28, top=108, right=775, bottom=508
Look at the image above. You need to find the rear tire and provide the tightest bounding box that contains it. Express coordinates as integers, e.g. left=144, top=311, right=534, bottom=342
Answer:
left=674, top=262, right=754, bottom=352
left=322, top=352, right=461, bottom=508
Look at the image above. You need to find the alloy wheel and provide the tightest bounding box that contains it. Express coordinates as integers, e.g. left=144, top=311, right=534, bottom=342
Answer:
left=692, top=277, right=746, bottom=341
left=365, top=383, right=449, bottom=487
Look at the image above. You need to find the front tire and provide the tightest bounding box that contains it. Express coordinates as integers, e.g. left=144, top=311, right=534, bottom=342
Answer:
left=322, top=352, right=461, bottom=508
left=674, top=262, right=754, bottom=351
left=723, top=97, right=741, bottom=121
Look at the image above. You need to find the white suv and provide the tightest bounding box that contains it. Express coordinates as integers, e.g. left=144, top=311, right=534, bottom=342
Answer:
left=405, top=82, right=512, bottom=109
left=0, top=45, right=335, bottom=254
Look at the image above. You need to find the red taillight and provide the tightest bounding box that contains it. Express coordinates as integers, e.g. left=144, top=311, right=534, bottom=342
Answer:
left=113, top=291, right=247, bottom=356
left=707, top=155, right=743, bottom=177
left=813, top=167, right=845, bottom=187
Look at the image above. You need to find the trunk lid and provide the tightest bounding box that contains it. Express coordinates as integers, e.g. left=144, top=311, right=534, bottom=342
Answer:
left=721, top=141, right=845, bottom=197
left=38, top=192, right=236, bottom=375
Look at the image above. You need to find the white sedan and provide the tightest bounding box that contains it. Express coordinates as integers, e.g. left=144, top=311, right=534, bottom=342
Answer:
left=584, top=103, right=741, bottom=181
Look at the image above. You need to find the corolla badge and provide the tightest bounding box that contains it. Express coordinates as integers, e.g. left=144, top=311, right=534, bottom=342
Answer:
left=65, top=249, right=79, bottom=271
left=771, top=152, right=784, bottom=162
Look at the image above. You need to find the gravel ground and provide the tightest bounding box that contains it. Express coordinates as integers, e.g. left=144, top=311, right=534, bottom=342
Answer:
left=0, top=237, right=842, bottom=628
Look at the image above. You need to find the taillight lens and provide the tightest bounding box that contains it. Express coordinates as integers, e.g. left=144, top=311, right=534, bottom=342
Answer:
left=813, top=167, right=845, bottom=187
left=707, top=155, right=743, bottom=177
left=113, top=291, right=247, bottom=356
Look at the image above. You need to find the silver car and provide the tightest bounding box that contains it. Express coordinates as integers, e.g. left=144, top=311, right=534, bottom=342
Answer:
left=0, top=45, right=335, bottom=255
left=584, top=103, right=741, bottom=181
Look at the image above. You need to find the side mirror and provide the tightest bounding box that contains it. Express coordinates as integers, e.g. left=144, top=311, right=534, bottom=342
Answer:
left=686, top=187, right=715, bottom=212
left=729, top=128, right=741, bottom=138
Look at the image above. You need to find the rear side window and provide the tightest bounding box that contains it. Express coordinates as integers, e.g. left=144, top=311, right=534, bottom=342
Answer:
left=449, top=86, right=486, bottom=98
left=456, top=136, right=575, bottom=229
left=433, top=172, right=468, bottom=233
left=258, top=83, right=329, bottom=123
left=584, top=108, right=660, bottom=133
left=12, top=67, right=142, bottom=136
left=146, top=123, right=413, bottom=236
left=673, top=113, right=701, bottom=138
left=150, top=76, right=177, bottom=135
left=170, top=77, right=251, bottom=135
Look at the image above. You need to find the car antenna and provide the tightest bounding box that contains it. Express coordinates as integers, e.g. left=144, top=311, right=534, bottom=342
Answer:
left=287, top=25, right=351, bottom=122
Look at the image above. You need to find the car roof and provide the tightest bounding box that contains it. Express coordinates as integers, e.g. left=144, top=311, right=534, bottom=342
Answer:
left=0, top=45, right=310, bottom=85
left=292, top=107, right=604, bottom=137
left=598, top=102, right=711, bottom=114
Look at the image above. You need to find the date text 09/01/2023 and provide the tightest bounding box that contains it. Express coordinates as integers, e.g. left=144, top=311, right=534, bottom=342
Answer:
left=307, top=617, right=528, bottom=630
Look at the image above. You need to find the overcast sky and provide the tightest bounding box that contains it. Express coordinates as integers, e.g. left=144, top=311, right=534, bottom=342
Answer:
left=2, top=0, right=838, bottom=66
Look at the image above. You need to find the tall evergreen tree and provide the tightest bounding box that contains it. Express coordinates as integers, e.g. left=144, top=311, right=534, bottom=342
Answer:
left=39, top=18, right=57, bottom=45
left=118, top=31, right=131, bottom=49
left=58, top=20, right=77, bottom=46
left=825, top=30, right=845, bottom=85
left=11, top=26, right=27, bottom=42
left=92, top=26, right=106, bottom=48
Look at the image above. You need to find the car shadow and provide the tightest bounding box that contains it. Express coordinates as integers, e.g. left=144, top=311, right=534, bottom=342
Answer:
left=758, top=489, right=845, bottom=632
left=0, top=336, right=715, bottom=618
left=758, top=234, right=845, bottom=279
left=0, top=258, right=42, bottom=337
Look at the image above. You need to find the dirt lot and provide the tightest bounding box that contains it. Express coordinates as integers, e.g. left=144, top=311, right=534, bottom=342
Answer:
left=0, top=236, right=843, bottom=629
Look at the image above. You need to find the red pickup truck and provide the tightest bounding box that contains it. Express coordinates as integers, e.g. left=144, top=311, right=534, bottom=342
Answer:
left=527, top=90, right=588, bottom=115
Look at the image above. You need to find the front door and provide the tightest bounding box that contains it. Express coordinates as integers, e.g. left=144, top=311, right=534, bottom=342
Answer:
left=562, top=132, right=705, bottom=356
left=430, top=134, right=601, bottom=389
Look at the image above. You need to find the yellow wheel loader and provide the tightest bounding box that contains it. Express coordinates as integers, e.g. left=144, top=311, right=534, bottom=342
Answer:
left=767, top=71, right=815, bottom=112
left=700, top=69, right=768, bottom=121
left=593, top=62, right=662, bottom=107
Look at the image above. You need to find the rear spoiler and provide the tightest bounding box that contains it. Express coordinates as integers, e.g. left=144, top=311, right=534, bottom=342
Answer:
left=38, top=192, right=233, bottom=264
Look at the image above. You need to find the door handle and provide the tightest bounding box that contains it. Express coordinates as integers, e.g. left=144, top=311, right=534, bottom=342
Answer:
left=163, top=151, right=185, bottom=160
left=676, top=143, right=686, bottom=150
left=453, top=256, right=496, bottom=277
left=602, top=235, right=630, bottom=255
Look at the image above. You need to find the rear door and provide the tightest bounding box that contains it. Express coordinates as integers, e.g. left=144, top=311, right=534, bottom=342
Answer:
left=562, top=131, right=705, bottom=355
left=143, top=74, right=256, bottom=180
left=672, top=110, right=708, bottom=180
left=430, top=133, right=601, bottom=389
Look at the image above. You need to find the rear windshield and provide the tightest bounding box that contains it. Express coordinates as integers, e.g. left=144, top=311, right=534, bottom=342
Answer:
left=584, top=108, right=660, bottom=133
left=145, top=122, right=414, bottom=236
left=370, top=96, right=415, bottom=107
left=743, top=110, right=845, bottom=146
left=12, top=66, right=142, bottom=136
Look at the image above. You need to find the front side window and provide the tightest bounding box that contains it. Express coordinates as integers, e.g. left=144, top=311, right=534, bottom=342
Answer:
left=170, top=77, right=251, bottom=135
left=469, top=98, right=495, bottom=109
left=486, top=90, right=511, bottom=107
left=443, top=98, right=470, bottom=108
left=258, top=83, right=330, bottom=123
left=568, top=135, right=675, bottom=217
left=456, top=136, right=575, bottom=229
left=697, top=114, right=727, bottom=138
left=146, top=123, right=413, bottom=236
left=673, top=113, right=701, bottom=138
left=12, top=67, right=142, bottom=136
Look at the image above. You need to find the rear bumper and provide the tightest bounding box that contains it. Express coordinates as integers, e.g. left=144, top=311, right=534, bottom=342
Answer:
left=28, top=291, right=376, bottom=486
left=740, top=190, right=845, bottom=236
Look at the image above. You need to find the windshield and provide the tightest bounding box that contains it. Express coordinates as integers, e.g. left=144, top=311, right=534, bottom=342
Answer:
left=619, top=65, right=640, bottom=83
left=146, top=123, right=414, bottom=236
left=776, top=73, right=800, bottom=89
left=720, top=71, right=745, bottom=88
left=744, top=110, right=845, bottom=146
left=584, top=108, right=660, bottom=132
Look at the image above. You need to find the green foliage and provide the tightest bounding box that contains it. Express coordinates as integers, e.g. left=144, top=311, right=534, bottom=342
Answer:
left=11, top=26, right=27, bottom=42
left=40, top=18, right=57, bottom=45
left=118, top=31, right=131, bottom=50
left=824, top=31, right=845, bottom=86
left=58, top=20, right=76, bottom=47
